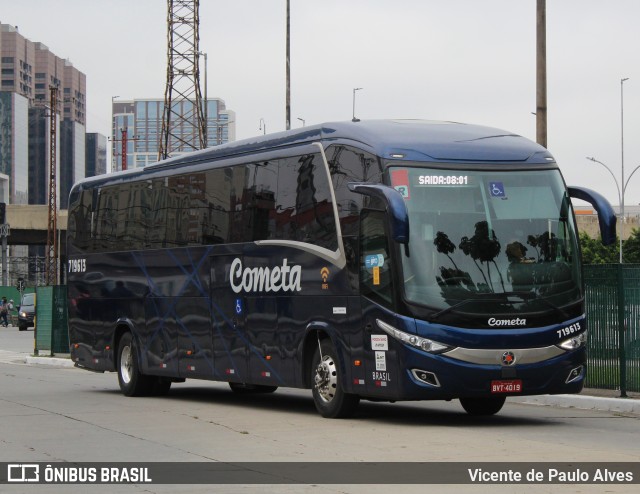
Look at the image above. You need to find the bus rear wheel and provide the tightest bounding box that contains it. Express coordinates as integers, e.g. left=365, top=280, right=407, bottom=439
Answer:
left=117, top=332, right=153, bottom=397
left=311, top=340, right=359, bottom=418
left=459, top=396, right=506, bottom=416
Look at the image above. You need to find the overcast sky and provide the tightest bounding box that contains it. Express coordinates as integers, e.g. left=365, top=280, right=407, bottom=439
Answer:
left=3, top=0, right=640, bottom=207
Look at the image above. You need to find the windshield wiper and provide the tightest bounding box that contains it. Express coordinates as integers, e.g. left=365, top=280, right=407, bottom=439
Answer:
left=525, top=295, right=582, bottom=322
left=430, top=291, right=534, bottom=322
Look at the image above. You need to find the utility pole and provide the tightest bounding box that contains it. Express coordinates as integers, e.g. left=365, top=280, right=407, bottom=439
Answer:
left=110, top=128, right=140, bottom=171
left=286, top=0, right=291, bottom=130
left=536, top=0, right=547, bottom=147
left=122, top=128, right=128, bottom=171
left=45, top=85, right=59, bottom=286
left=0, top=203, right=8, bottom=286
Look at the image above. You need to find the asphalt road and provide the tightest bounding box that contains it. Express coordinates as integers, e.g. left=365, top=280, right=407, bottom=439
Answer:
left=1, top=328, right=639, bottom=493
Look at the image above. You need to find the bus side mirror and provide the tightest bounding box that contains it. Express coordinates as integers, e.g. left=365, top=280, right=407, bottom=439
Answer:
left=348, top=183, right=410, bottom=244
left=568, top=186, right=617, bottom=245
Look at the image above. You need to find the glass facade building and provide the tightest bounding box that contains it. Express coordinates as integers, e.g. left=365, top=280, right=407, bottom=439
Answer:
left=1, top=23, right=97, bottom=210
left=0, top=91, right=29, bottom=205
left=112, top=98, right=235, bottom=172
left=86, top=133, right=107, bottom=178
left=60, top=120, right=85, bottom=209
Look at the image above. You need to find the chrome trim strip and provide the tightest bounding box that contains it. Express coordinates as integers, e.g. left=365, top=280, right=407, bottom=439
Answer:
left=444, top=345, right=565, bottom=365
left=255, top=239, right=345, bottom=268
left=255, top=142, right=347, bottom=269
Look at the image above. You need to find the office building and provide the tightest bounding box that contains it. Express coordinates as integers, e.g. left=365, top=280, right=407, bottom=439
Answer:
left=86, top=133, right=107, bottom=178
left=1, top=22, right=87, bottom=207
left=112, top=98, right=235, bottom=171
left=0, top=90, right=29, bottom=204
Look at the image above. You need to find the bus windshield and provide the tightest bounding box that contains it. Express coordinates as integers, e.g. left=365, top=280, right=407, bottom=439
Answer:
left=391, top=166, right=582, bottom=317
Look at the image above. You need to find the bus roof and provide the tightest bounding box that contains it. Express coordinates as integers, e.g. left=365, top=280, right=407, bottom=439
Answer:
left=148, top=119, right=554, bottom=170
left=71, top=120, right=555, bottom=194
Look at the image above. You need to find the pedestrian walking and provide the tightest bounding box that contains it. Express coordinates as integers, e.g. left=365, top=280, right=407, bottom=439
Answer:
left=0, top=296, right=9, bottom=327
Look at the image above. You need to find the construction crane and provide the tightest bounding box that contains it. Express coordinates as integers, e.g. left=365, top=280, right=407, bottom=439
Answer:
left=158, top=0, right=206, bottom=161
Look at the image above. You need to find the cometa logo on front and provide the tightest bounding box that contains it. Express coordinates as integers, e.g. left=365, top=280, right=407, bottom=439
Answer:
left=230, top=257, right=302, bottom=293
left=488, top=317, right=527, bottom=327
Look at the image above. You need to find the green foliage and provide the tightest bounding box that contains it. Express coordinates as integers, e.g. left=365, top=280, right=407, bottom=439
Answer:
left=623, top=227, right=640, bottom=262
left=579, top=228, right=640, bottom=264
left=579, top=232, right=618, bottom=264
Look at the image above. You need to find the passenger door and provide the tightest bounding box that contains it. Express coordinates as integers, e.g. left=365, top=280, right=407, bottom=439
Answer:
left=359, top=209, right=400, bottom=397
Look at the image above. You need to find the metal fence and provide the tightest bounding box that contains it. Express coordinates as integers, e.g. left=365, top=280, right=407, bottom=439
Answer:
left=34, top=285, right=69, bottom=356
left=584, top=264, right=640, bottom=394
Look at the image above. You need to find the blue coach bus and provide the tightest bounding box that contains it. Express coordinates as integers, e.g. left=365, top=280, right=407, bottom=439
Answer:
left=67, top=120, right=615, bottom=418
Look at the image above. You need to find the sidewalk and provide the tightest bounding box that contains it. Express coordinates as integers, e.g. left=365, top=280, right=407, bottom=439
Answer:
left=0, top=324, right=75, bottom=368
left=510, top=389, right=640, bottom=414
left=1, top=325, right=638, bottom=414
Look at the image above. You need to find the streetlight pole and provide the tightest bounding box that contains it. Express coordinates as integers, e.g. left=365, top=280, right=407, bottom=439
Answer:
left=297, top=117, right=305, bottom=127
left=587, top=155, right=640, bottom=263
left=259, top=118, right=266, bottom=135
left=352, top=87, right=362, bottom=122
left=620, top=77, right=629, bottom=262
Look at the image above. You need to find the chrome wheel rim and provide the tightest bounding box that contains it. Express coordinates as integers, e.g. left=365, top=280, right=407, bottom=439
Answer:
left=314, top=354, right=337, bottom=403
left=120, top=345, right=132, bottom=384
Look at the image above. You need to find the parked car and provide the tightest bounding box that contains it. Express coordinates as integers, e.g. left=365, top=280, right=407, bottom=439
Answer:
left=18, top=292, right=35, bottom=331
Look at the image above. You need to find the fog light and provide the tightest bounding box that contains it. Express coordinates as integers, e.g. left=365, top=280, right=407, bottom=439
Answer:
left=566, top=365, right=584, bottom=384
left=411, top=369, right=441, bottom=387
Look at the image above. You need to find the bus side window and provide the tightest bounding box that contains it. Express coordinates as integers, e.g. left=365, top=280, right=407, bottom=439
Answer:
left=276, top=153, right=338, bottom=250
left=69, top=189, right=94, bottom=252
left=327, top=144, right=383, bottom=237
left=360, top=210, right=395, bottom=307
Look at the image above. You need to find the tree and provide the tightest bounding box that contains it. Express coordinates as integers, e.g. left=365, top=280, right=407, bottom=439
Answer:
left=579, top=231, right=618, bottom=264
left=622, top=228, right=640, bottom=263
left=579, top=228, right=640, bottom=264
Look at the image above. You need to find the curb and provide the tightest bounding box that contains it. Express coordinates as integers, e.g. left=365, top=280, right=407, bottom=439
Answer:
left=510, top=394, right=640, bottom=414
left=25, top=355, right=75, bottom=368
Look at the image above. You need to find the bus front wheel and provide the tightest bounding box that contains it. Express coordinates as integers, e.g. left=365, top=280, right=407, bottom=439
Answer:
left=459, top=396, right=506, bottom=416
left=311, top=340, right=359, bottom=418
left=117, top=332, right=153, bottom=397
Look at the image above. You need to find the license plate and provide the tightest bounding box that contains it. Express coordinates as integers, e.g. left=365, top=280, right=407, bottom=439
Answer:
left=491, top=379, right=522, bottom=393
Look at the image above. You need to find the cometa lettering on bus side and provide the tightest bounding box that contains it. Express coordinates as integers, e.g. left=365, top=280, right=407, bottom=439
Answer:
left=230, top=257, right=302, bottom=293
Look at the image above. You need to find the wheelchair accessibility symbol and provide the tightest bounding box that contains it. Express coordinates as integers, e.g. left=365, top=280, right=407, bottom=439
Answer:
left=489, top=181, right=506, bottom=198
left=235, top=298, right=243, bottom=315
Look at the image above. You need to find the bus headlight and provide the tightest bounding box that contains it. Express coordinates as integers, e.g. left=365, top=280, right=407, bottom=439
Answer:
left=558, top=331, right=587, bottom=351
left=376, top=319, right=451, bottom=354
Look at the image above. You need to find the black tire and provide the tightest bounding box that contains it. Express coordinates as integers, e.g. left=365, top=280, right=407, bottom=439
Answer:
left=18, top=326, right=26, bottom=331
left=229, top=382, right=278, bottom=394
left=117, top=332, right=153, bottom=396
left=459, top=396, right=506, bottom=416
left=311, top=339, right=359, bottom=418
left=150, top=377, right=172, bottom=396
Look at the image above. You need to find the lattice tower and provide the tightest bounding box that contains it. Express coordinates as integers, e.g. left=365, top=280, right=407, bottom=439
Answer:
left=159, top=0, right=206, bottom=160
